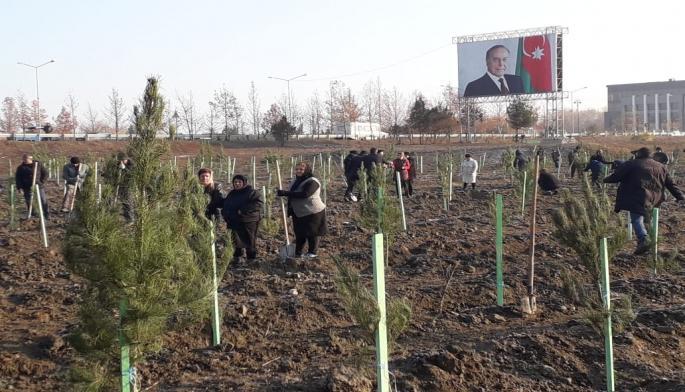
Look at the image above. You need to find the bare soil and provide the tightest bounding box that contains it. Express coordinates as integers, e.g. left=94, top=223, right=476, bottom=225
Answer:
left=1, top=137, right=684, bottom=391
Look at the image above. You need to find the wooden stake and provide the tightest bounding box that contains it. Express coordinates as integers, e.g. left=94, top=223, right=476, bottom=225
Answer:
left=209, top=223, right=221, bottom=346
left=9, top=184, right=16, bottom=229
left=372, top=233, right=390, bottom=392
left=35, top=184, right=48, bottom=248
left=652, top=207, right=659, bottom=275
left=420, top=155, right=423, bottom=174
left=276, top=160, right=294, bottom=259
left=600, top=237, right=615, bottom=392
left=396, top=171, right=407, bottom=231
left=495, top=194, right=504, bottom=306
left=521, top=170, right=527, bottom=217
left=27, top=162, right=38, bottom=218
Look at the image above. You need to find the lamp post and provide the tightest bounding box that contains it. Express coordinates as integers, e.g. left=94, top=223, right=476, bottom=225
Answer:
left=18, top=60, right=55, bottom=139
left=574, top=100, right=582, bottom=135
left=567, top=86, right=587, bottom=136
left=268, top=73, right=307, bottom=122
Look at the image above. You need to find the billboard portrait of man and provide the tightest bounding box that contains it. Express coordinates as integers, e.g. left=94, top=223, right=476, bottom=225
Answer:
left=463, top=45, right=524, bottom=97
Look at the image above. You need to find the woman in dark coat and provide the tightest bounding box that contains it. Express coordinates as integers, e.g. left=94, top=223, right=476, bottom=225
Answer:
left=222, top=174, right=263, bottom=261
left=277, top=161, right=327, bottom=258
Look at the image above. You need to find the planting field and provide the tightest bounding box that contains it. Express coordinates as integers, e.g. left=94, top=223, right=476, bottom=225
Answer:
left=1, top=137, right=685, bottom=391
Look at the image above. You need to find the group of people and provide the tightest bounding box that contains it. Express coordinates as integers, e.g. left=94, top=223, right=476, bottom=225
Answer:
left=199, top=161, right=327, bottom=261
left=14, top=154, right=90, bottom=220
left=342, top=148, right=482, bottom=200
left=523, top=145, right=683, bottom=255
left=13, top=142, right=681, bottom=259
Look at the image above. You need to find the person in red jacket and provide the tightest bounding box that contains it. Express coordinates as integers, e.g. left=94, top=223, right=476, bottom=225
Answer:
left=392, top=151, right=411, bottom=197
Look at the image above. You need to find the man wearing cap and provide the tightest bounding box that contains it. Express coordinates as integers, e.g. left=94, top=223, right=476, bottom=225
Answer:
left=61, top=156, right=89, bottom=212
left=604, top=147, right=684, bottom=254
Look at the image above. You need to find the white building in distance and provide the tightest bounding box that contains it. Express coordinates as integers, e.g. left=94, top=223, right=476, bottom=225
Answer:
left=331, top=122, right=387, bottom=140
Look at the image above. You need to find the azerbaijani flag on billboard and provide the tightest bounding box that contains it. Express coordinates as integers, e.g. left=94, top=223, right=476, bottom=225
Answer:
left=515, top=34, right=554, bottom=93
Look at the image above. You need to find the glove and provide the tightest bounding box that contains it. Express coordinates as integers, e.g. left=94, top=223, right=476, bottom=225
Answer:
left=276, top=189, right=287, bottom=197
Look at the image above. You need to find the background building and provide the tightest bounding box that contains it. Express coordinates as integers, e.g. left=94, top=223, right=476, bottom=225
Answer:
left=605, top=79, right=685, bottom=132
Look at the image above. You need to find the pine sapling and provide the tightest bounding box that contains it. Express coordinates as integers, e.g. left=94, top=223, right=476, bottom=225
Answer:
left=551, top=176, right=634, bottom=333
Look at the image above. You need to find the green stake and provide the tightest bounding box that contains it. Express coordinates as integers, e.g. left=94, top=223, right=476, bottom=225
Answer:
left=599, top=237, right=615, bottom=392
left=372, top=233, right=390, bottom=392
left=119, top=298, right=131, bottom=392
left=652, top=207, right=659, bottom=274
left=209, top=223, right=221, bottom=346
left=495, top=194, right=504, bottom=306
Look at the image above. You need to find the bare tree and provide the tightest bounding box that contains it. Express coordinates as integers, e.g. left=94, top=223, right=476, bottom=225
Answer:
left=177, top=91, right=201, bottom=140
left=83, top=104, right=102, bottom=134
left=247, top=81, right=261, bottom=138
left=16, top=94, right=32, bottom=136
left=106, top=89, right=126, bottom=140
left=67, top=94, right=79, bottom=138
left=0, top=97, right=19, bottom=132
left=207, top=102, right=219, bottom=140
left=306, top=91, right=324, bottom=138
left=382, top=86, right=407, bottom=131
left=361, top=79, right=380, bottom=138
left=212, top=86, right=241, bottom=140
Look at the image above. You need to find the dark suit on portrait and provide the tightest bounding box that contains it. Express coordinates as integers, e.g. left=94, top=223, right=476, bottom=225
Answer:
left=463, top=74, right=525, bottom=97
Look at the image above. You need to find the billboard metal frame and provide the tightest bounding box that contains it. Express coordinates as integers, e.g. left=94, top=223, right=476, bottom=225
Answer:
left=453, top=26, right=569, bottom=137
left=452, top=26, right=568, bottom=44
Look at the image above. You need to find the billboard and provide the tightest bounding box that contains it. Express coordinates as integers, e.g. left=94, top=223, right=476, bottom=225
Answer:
left=458, top=33, right=560, bottom=98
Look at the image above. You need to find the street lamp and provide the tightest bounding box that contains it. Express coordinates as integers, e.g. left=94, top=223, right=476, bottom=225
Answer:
left=18, top=59, right=55, bottom=138
left=268, top=73, right=307, bottom=122
left=567, top=86, right=587, bottom=136
left=574, top=100, right=582, bottom=135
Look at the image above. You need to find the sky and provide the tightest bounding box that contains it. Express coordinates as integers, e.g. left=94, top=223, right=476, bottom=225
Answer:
left=2, top=0, right=684, bottom=125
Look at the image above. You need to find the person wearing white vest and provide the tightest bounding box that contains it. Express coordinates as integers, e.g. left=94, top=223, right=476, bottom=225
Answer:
left=461, top=153, right=479, bottom=190
left=276, top=161, right=327, bottom=258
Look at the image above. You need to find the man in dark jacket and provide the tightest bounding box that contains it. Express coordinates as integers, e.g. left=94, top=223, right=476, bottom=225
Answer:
left=604, top=147, right=684, bottom=254
left=222, top=174, right=263, bottom=261
left=551, top=148, right=561, bottom=169
left=567, top=146, right=581, bottom=178
left=61, top=156, right=89, bottom=212
left=345, top=151, right=365, bottom=201
left=198, top=168, right=225, bottom=221
left=589, top=149, right=611, bottom=165
left=538, top=169, right=560, bottom=195
left=343, top=150, right=357, bottom=174
left=15, top=154, right=49, bottom=219
left=652, top=147, right=669, bottom=165
left=513, top=149, right=528, bottom=171
left=364, top=147, right=380, bottom=173
left=584, top=159, right=604, bottom=188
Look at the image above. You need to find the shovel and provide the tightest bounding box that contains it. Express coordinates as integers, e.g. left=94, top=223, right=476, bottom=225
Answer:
left=522, top=155, right=540, bottom=315
left=276, top=160, right=296, bottom=260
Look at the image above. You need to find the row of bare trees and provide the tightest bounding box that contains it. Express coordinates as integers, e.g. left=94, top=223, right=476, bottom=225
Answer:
left=3, top=81, right=605, bottom=139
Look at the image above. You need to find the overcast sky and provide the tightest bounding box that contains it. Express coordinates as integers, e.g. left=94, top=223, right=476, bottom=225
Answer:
left=2, top=0, right=683, bottom=122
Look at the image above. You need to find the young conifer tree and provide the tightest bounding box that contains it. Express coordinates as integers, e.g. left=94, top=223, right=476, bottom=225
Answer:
left=63, top=78, right=231, bottom=388
left=551, top=177, right=634, bottom=333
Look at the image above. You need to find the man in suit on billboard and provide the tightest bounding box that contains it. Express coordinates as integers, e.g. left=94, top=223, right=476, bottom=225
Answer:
left=464, top=45, right=524, bottom=97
